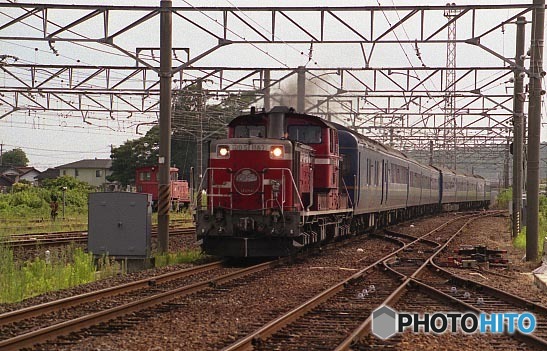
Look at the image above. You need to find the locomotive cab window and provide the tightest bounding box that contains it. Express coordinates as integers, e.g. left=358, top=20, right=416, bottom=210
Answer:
left=288, top=125, right=322, bottom=144
left=140, top=172, right=151, bottom=181
left=234, top=125, right=265, bottom=138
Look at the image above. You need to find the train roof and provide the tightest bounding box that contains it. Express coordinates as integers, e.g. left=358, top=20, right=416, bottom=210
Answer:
left=430, top=165, right=485, bottom=179
left=229, top=107, right=341, bottom=130
left=331, top=121, right=438, bottom=170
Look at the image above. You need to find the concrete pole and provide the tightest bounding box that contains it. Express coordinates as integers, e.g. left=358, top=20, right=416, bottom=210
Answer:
left=297, top=66, right=306, bottom=113
left=504, top=139, right=510, bottom=188
left=263, top=69, right=271, bottom=111
left=429, top=140, right=434, bottom=166
left=526, top=0, right=544, bottom=261
left=158, top=0, right=172, bottom=254
left=196, top=79, right=204, bottom=186
left=512, top=16, right=526, bottom=238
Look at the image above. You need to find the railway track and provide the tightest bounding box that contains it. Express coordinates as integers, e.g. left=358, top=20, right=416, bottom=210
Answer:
left=222, top=211, right=538, bottom=351
left=2, top=226, right=196, bottom=249
left=0, top=215, right=409, bottom=350
left=3, top=211, right=540, bottom=350
left=0, top=259, right=277, bottom=351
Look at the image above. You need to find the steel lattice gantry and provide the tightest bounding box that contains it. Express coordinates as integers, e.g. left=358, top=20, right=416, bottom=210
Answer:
left=0, top=3, right=540, bottom=173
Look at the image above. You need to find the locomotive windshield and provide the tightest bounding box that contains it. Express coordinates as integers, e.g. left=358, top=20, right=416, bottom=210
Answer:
left=288, top=125, right=322, bottom=144
left=234, top=125, right=266, bottom=138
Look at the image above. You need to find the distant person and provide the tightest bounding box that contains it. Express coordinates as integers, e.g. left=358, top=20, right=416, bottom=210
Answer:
left=50, top=195, right=59, bottom=221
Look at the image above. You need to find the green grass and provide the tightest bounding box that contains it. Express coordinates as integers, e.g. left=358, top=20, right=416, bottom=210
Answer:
left=511, top=194, right=547, bottom=259
left=495, top=187, right=512, bottom=209
left=513, top=227, right=545, bottom=250
left=0, top=244, right=98, bottom=303
left=0, top=243, right=205, bottom=303
left=0, top=181, right=199, bottom=303
left=154, top=249, right=204, bottom=268
left=0, top=215, right=88, bottom=237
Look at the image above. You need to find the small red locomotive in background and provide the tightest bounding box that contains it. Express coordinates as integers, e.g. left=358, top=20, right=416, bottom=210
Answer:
left=135, top=166, right=190, bottom=210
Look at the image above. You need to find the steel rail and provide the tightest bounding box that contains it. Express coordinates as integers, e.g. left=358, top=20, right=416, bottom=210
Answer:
left=3, top=227, right=196, bottom=248
left=334, top=211, right=547, bottom=350
left=332, top=214, right=482, bottom=350
left=0, top=259, right=278, bottom=351
left=0, top=260, right=224, bottom=327
left=222, top=212, right=485, bottom=351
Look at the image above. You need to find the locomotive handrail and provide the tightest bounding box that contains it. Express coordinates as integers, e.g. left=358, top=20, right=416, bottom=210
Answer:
left=263, top=168, right=305, bottom=214
left=341, top=177, right=353, bottom=210
left=195, top=167, right=233, bottom=213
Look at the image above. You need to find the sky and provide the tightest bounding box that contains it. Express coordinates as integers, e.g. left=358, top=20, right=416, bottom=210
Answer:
left=0, top=0, right=542, bottom=170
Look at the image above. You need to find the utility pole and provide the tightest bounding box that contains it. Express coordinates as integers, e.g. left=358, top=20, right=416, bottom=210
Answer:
left=263, top=69, right=271, bottom=111
left=526, top=0, right=544, bottom=262
left=196, top=79, right=204, bottom=190
left=0, top=143, right=3, bottom=166
left=504, top=139, right=510, bottom=188
left=512, top=16, right=526, bottom=239
left=297, top=66, right=306, bottom=113
left=429, top=140, right=434, bottom=166
left=158, top=0, right=172, bottom=254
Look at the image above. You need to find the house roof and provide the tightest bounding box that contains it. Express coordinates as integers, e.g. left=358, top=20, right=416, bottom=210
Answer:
left=16, top=166, right=40, bottom=176
left=0, top=175, right=14, bottom=186
left=0, top=165, right=20, bottom=175
left=36, top=168, right=60, bottom=180
left=57, top=159, right=112, bottom=169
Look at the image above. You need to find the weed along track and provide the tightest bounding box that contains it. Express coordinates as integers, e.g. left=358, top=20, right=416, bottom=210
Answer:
left=0, top=260, right=276, bottom=351
left=2, top=212, right=545, bottom=351
left=0, top=212, right=408, bottom=349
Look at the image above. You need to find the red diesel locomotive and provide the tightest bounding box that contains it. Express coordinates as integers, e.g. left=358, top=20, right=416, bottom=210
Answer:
left=195, top=106, right=352, bottom=257
left=136, top=166, right=190, bottom=210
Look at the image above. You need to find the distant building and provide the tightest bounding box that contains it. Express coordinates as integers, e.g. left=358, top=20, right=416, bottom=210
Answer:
left=57, top=159, right=113, bottom=188
left=36, top=168, right=61, bottom=184
left=16, top=167, right=41, bottom=185
left=0, top=174, right=14, bottom=192
left=0, top=165, right=21, bottom=183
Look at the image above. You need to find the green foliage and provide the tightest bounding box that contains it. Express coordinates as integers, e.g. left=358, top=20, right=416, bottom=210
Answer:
left=0, top=186, right=50, bottom=218
left=514, top=195, right=547, bottom=258
left=1, top=148, right=29, bottom=166
left=496, top=187, right=512, bottom=209
left=154, top=249, right=204, bottom=267
left=41, top=175, right=94, bottom=192
left=108, top=126, right=159, bottom=186
left=109, top=86, right=257, bottom=185
left=0, top=245, right=97, bottom=303
left=0, top=176, right=92, bottom=220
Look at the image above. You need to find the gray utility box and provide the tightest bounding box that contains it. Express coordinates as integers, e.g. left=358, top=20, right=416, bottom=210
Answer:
left=88, top=192, right=152, bottom=259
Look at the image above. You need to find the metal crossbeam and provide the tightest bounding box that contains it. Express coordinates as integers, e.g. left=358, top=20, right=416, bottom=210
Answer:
left=0, top=3, right=542, bottom=178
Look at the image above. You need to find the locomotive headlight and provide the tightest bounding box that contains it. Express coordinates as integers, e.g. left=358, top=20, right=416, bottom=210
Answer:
left=218, top=146, right=230, bottom=157
left=270, top=146, right=284, bottom=159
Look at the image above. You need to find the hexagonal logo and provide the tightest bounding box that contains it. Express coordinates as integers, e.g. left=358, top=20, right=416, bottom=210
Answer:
left=372, top=305, right=398, bottom=340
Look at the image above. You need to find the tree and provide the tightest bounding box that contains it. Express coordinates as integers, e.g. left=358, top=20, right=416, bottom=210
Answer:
left=109, top=84, right=256, bottom=185
left=108, top=126, right=159, bottom=186
left=1, top=148, right=29, bottom=167
left=171, top=86, right=257, bottom=180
